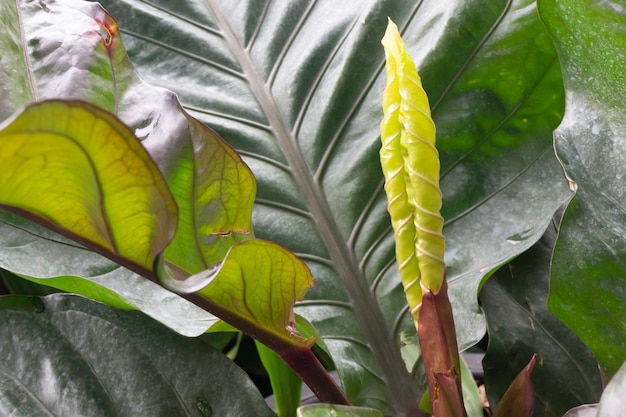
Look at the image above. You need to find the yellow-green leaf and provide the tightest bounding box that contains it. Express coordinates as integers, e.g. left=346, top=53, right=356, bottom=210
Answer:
left=200, top=239, right=314, bottom=347
left=161, top=120, right=256, bottom=275
left=0, top=100, right=177, bottom=273
left=380, top=19, right=445, bottom=317
left=161, top=238, right=315, bottom=349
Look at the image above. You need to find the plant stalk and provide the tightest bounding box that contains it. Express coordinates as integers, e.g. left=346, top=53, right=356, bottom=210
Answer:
left=179, top=291, right=351, bottom=406
left=280, top=346, right=351, bottom=406
left=142, top=263, right=351, bottom=406
left=417, top=278, right=466, bottom=417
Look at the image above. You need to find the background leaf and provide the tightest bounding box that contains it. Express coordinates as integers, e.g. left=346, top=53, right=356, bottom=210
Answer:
left=538, top=0, right=626, bottom=374
left=0, top=293, right=276, bottom=417
left=480, top=222, right=603, bottom=417
left=96, top=0, right=571, bottom=412
left=460, top=355, right=484, bottom=417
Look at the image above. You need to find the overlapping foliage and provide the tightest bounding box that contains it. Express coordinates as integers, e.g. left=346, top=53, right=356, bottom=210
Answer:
left=0, top=0, right=624, bottom=416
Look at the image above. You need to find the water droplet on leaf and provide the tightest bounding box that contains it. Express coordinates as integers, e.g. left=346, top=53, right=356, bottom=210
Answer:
left=506, top=229, right=533, bottom=244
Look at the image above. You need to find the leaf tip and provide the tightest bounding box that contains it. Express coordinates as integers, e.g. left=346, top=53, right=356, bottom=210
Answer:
left=381, top=18, right=403, bottom=60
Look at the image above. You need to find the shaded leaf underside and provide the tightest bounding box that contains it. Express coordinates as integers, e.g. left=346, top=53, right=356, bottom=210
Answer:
left=0, top=100, right=177, bottom=274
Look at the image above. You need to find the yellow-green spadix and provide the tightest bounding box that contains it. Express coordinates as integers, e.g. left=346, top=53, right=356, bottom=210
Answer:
left=380, top=19, right=445, bottom=319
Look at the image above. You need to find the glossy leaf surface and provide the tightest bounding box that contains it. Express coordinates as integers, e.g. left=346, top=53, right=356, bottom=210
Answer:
left=0, top=294, right=275, bottom=417
left=538, top=0, right=626, bottom=374
left=0, top=100, right=177, bottom=274
left=481, top=224, right=603, bottom=417
left=97, top=0, right=570, bottom=412
left=0, top=0, right=262, bottom=335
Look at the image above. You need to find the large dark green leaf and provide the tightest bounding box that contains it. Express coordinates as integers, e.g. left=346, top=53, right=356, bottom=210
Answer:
left=538, top=0, right=626, bottom=374
left=0, top=293, right=275, bottom=417
left=481, top=223, right=603, bottom=417
left=96, top=0, right=570, bottom=412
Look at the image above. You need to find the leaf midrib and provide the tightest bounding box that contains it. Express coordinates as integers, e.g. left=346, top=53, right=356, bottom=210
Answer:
left=14, top=0, right=38, bottom=103
left=205, top=0, right=419, bottom=413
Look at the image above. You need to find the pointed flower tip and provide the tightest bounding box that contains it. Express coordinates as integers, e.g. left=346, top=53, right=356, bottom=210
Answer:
left=526, top=354, right=537, bottom=374
left=381, top=18, right=403, bottom=60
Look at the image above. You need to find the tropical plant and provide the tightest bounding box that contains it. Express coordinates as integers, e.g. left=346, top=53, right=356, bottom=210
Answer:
left=0, top=0, right=624, bottom=417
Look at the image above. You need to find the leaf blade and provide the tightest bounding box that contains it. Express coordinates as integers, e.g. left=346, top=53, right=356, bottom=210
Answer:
left=481, top=225, right=603, bottom=417
left=195, top=239, right=315, bottom=348
left=0, top=294, right=276, bottom=417
left=0, top=100, right=177, bottom=274
left=538, top=0, right=626, bottom=375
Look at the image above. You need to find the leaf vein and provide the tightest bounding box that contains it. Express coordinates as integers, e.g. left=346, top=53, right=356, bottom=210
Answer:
left=431, top=0, right=514, bottom=112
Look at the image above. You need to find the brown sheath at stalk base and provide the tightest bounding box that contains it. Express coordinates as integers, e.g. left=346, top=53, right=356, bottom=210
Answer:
left=418, top=278, right=467, bottom=417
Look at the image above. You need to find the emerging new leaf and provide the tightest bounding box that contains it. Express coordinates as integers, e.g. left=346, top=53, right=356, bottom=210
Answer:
left=380, top=19, right=445, bottom=318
